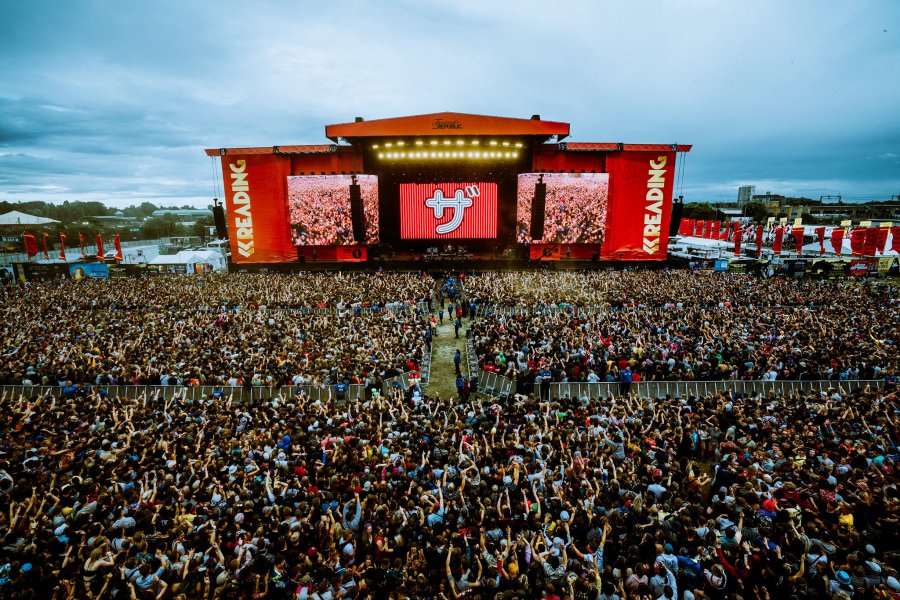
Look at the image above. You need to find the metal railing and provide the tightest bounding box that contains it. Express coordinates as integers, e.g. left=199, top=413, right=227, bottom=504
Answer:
left=0, top=384, right=369, bottom=404
left=545, top=379, right=885, bottom=400
left=474, top=370, right=514, bottom=399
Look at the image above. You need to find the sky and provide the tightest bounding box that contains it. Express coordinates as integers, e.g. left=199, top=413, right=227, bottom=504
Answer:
left=1, top=0, right=898, bottom=208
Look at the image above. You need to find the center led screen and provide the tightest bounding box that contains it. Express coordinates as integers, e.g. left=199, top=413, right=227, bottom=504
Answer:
left=288, top=175, right=379, bottom=245
left=516, top=173, right=609, bottom=244
left=399, top=182, right=498, bottom=239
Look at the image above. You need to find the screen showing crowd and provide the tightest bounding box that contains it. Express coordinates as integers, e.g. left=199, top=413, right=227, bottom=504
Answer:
left=516, top=173, right=609, bottom=244
left=288, top=175, right=379, bottom=245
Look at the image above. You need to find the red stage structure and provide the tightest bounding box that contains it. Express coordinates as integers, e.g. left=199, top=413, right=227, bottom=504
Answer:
left=205, top=112, right=691, bottom=263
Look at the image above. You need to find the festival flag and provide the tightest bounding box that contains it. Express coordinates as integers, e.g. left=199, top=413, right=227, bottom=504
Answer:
left=733, top=223, right=742, bottom=257
left=830, top=228, right=844, bottom=256
left=113, top=234, right=123, bottom=262
left=815, top=227, right=826, bottom=256
left=791, top=227, right=805, bottom=256
left=678, top=219, right=692, bottom=236
left=863, top=227, right=879, bottom=256
left=755, top=225, right=764, bottom=258
left=772, top=226, right=784, bottom=255
left=96, top=234, right=105, bottom=261
left=59, top=233, right=67, bottom=262
left=23, top=233, right=38, bottom=259
left=892, top=226, right=900, bottom=255
left=850, top=228, right=865, bottom=256
left=711, top=220, right=721, bottom=240
left=41, top=232, right=50, bottom=260
left=79, top=232, right=87, bottom=258
left=875, top=227, right=889, bottom=254
left=705, top=220, right=714, bottom=239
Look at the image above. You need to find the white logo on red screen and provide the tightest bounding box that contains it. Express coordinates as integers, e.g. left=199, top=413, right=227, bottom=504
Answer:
left=425, top=185, right=480, bottom=234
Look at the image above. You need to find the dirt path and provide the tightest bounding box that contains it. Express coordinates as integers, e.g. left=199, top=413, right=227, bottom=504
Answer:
left=426, top=315, right=470, bottom=401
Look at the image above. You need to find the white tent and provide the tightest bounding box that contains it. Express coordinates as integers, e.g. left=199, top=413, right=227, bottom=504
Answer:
left=149, top=249, right=227, bottom=272
left=0, top=210, right=59, bottom=225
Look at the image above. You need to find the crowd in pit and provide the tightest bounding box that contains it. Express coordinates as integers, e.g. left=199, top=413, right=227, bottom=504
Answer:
left=465, top=272, right=899, bottom=385
left=0, top=273, right=435, bottom=388
left=288, top=176, right=379, bottom=246
left=516, top=175, right=608, bottom=245
left=0, top=270, right=898, bottom=600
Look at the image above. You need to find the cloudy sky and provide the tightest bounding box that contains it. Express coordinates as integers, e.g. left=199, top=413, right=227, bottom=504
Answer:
left=1, top=0, right=898, bottom=207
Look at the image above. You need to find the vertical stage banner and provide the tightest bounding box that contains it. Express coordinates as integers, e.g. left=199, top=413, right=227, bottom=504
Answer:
left=815, top=227, right=826, bottom=256
left=791, top=227, right=805, bottom=255
left=830, top=228, right=844, bottom=256
left=891, top=227, right=900, bottom=254
left=23, top=233, right=38, bottom=259
left=850, top=228, right=865, bottom=256
left=863, top=227, right=879, bottom=256
left=733, top=223, right=742, bottom=257
left=221, top=154, right=295, bottom=263
left=59, top=233, right=67, bottom=261
left=772, top=226, right=784, bottom=255
left=755, top=225, right=764, bottom=258
left=603, top=151, right=675, bottom=260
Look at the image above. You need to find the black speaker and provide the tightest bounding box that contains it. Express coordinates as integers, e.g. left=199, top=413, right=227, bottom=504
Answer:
left=212, top=203, right=227, bottom=239
left=530, top=181, right=547, bottom=240
left=349, top=183, right=365, bottom=242
left=669, top=195, right=684, bottom=237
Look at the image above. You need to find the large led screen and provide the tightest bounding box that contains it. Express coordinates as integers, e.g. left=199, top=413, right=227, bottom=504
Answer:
left=288, top=175, right=379, bottom=245
left=516, top=173, right=609, bottom=244
left=399, top=182, right=498, bottom=239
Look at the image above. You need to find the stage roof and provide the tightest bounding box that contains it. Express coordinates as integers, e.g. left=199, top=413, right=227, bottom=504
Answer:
left=325, top=112, right=570, bottom=142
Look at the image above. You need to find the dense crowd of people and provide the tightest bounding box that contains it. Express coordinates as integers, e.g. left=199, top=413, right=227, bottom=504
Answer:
left=289, top=177, right=379, bottom=246
left=1, top=270, right=899, bottom=599
left=516, top=175, right=608, bottom=245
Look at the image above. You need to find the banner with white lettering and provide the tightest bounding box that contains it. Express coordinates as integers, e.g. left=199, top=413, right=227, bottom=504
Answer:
left=602, top=151, right=675, bottom=260
left=221, top=155, right=295, bottom=263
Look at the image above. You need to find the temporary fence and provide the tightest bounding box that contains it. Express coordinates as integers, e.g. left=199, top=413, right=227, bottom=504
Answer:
left=545, top=379, right=885, bottom=400
left=474, top=370, right=514, bottom=399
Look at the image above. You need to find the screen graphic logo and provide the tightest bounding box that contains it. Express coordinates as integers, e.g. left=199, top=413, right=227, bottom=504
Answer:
left=425, top=185, right=479, bottom=234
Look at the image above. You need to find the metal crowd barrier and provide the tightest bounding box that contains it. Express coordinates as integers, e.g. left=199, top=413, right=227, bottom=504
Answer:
left=475, top=370, right=514, bottom=400
left=546, top=379, right=885, bottom=400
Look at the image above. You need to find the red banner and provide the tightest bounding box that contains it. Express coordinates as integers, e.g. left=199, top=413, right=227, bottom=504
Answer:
left=696, top=220, right=705, bottom=238
left=712, top=220, right=722, bottom=241
left=114, top=234, right=123, bottom=262
left=23, top=233, right=38, bottom=258
left=221, top=154, right=295, bottom=263
left=755, top=225, right=764, bottom=258
left=602, top=151, right=675, bottom=260
left=41, top=232, right=50, bottom=260
left=678, top=218, right=693, bottom=237
left=876, top=227, right=889, bottom=254
left=59, top=233, right=67, bottom=262
left=773, top=226, right=784, bottom=255
left=96, top=234, right=104, bottom=261
left=815, top=227, right=826, bottom=256
left=892, top=227, right=900, bottom=254
left=79, top=232, right=87, bottom=258
left=830, top=228, right=844, bottom=256
left=850, top=228, right=865, bottom=256
left=703, top=220, right=713, bottom=239
left=863, top=227, right=879, bottom=256
left=733, top=223, right=742, bottom=257
left=399, top=182, right=498, bottom=239
left=791, top=227, right=805, bottom=255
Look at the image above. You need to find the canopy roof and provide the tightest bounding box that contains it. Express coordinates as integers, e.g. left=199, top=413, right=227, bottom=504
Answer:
left=325, top=112, right=570, bottom=142
left=0, top=210, right=59, bottom=225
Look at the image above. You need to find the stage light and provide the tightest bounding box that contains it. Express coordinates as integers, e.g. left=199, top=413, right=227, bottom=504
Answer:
left=473, top=151, right=482, bottom=158
left=430, top=140, right=438, bottom=146
left=385, top=142, right=393, bottom=148
left=430, top=152, right=436, bottom=158
left=397, top=141, right=405, bottom=146
left=400, top=152, right=407, bottom=157
left=456, top=140, right=464, bottom=146
left=502, top=141, right=510, bottom=147
left=515, top=142, right=523, bottom=148
left=504, top=152, right=511, bottom=158
left=489, top=140, right=498, bottom=146
left=372, top=144, right=379, bottom=149
left=443, top=140, right=451, bottom=146
left=513, top=151, right=519, bottom=158
left=472, top=140, right=480, bottom=146
left=415, top=140, right=424, bottom=146
left=378, top=152, right=383, bottom=158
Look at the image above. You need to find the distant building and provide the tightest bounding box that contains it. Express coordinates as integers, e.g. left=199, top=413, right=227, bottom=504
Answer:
left=737, top=185, right=755, bottom=206
left=151, top=209, right=213, bottom=221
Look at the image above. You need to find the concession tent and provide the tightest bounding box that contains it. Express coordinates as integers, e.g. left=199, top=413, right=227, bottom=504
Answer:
left=148, top=249, right=227, bottom=273
left=0, top=210, right=60, bottom=226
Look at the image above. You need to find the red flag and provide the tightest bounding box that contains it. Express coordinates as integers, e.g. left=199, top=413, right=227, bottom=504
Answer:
left=60, top=233, right=67, bottom=262
left=704, top=220, right=714, bottom=239
left=850, top=228, right=865, bottom=256
left=96, top=234, right=105, bottom=261
left=755, top=225, right=764, bottom=258
left=696, top=220, right=704, bottom=238
left=773, top=226, right=784, bottom=255
left=114, top=234, right=123, bottom=262
left=875, top=227, right=889, bottom=254
left=815, top=227, right=826, bottom=256
left=41, top=232, right=50, bottom=260
left=863, top=227, right=878, bottom=256
left=711, top=220, right=721, bottom=240
left=733, top=223, right=742, bottom=257
left=891, top=226, right=900, bottom=254
left=791, top=227, right=805, bottom=256
left=79, top=232, right=87, bottom=258
left=679, top=219, right=692, bottom=236
left=830, top=228, right=844, bottom=256
left=23, top=233, right=38, bottom=259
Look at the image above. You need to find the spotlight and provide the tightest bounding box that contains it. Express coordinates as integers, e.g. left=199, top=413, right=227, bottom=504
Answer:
left=472, top=140, right=480, bottom=146
left=378, top=152, right=383, bottom=158
left=430, top=140, right=438, bottom=146
left=415, top=140, right=424, bottom=146
left=489, top=140, right=498, bottom=146
left=372, top=144, right=379, bottom=149
left=385, top=142, right=393, bottom=148
left=515, top=142, right=523, bottom=148
left=456, top=140, right=464, bottom=146
left=443, top=140, right=451, bottom=146
left=397, top=141, right=405, bottom=146
left=502, top=141, right=510, bottom=147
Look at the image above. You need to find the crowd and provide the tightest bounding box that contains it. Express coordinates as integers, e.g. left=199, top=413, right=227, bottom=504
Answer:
left=516, top=175, right=608, bottom=245
left=1, top=270, right=899, bottom=599
left=0, top=273, right=435, bottom=388
left=289, top=177, right=379, bottom=246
